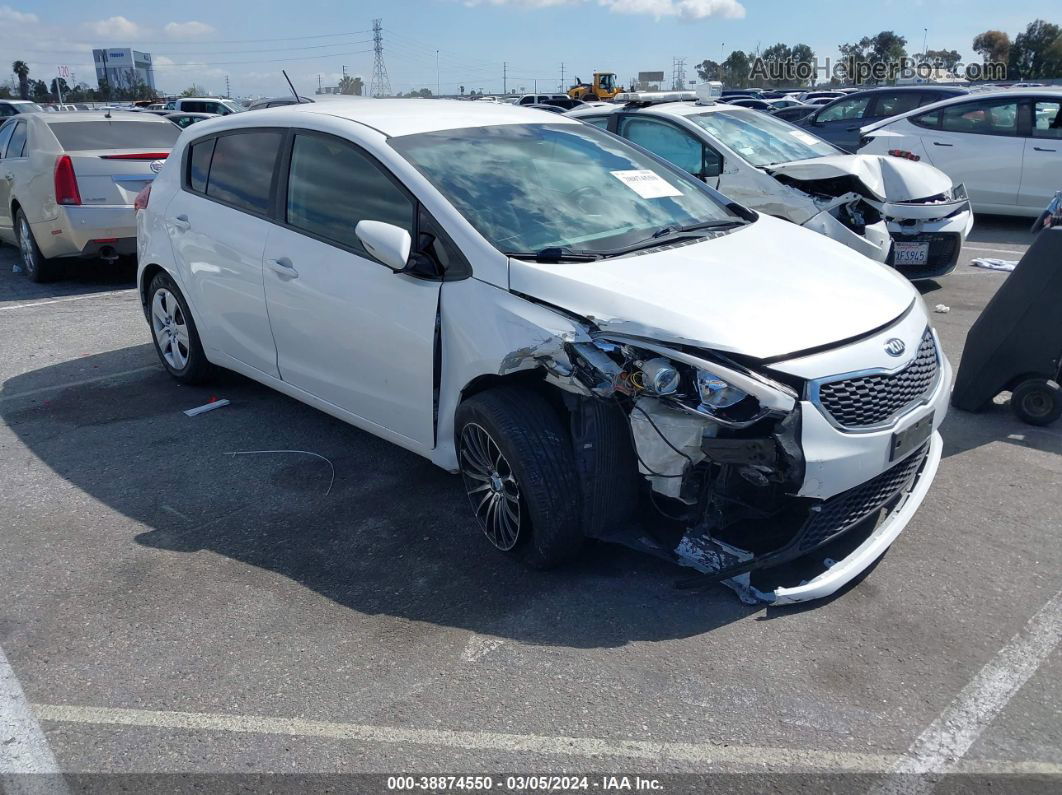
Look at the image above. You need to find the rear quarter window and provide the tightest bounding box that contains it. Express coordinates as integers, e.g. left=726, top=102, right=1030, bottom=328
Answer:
left=48, top=121, right=180, bottom=151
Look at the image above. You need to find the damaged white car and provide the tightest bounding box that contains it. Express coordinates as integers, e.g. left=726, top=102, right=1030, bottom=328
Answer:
left=137, top=100, right=950, bottom=605
left=571, top=89, right=973, bottom=280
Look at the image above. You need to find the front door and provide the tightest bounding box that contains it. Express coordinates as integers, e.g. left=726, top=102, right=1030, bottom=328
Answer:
left=1019, top=98, right=1062, bottom=210
left=262, top=131, right=440, bottom=448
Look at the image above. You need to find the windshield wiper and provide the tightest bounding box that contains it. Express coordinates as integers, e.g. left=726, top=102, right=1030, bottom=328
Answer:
left=599, top=219, right=746, bottom=257
left=505, top=247, right=603, bottom=262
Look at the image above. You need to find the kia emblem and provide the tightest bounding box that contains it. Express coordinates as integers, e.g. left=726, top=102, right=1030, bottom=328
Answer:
left=884, top=338, right=906, bottom=357
left=150, top=159, right=165, bottom=174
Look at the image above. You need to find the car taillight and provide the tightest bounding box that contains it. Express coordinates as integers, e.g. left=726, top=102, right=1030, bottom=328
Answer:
left=888, top=149, right=921, bottom=162
left=53, top=155, right=82, bottom=206
left=133, top=184, right=152, bottom=211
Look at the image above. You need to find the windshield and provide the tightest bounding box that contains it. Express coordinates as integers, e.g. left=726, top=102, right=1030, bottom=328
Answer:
left=390, top=123, right=739, bottom=256
left=220, top=100, right=242, bottom=113
left=18, top=103, right=44, bottom=113
left=687, top=108, right=839, bottom=167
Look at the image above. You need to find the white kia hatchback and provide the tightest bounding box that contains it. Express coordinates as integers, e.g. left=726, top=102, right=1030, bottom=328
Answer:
left=137, top=100, right=950, bottom=605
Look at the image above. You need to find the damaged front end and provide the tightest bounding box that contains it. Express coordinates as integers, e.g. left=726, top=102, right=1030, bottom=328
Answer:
left=525, top=329, right=899, bottom=605
left=768, top=155, right=973, bottom=278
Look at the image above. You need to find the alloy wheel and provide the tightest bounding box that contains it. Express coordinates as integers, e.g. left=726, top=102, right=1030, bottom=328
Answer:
left=151, top=288, right=190, bottom=370
left=18, top=216, right=36, bottom=275
left=459, top=422, right=522, bottom=551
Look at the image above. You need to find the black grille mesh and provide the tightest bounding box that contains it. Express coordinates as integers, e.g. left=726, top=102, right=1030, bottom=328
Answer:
left=817, top=329, right=938, bottom=428
left=798, top=443, right=929, bottom=552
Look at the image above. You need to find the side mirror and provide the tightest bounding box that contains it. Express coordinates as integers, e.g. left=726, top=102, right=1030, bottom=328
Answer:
left=355, top=220, right=412, bottom=271
left=700, top=153, right=723, bottom=179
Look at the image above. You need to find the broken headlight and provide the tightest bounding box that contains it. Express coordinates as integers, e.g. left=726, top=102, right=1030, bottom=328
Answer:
left=697, top=370, right=747, bottom=409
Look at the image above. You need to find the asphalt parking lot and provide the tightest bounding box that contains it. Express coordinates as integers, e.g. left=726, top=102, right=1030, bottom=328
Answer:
left=0, top=218, right=1059, bottom=790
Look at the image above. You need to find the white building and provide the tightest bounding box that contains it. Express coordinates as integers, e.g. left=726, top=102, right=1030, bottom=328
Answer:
left=92, top=48, right=156, bottom=92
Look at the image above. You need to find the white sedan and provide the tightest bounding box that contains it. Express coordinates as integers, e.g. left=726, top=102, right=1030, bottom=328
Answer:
left=571, top=92, right=973, bottom=280
left=136, top=99, right=949, bottom=605
left=859, top=88, right=1062, bottom=217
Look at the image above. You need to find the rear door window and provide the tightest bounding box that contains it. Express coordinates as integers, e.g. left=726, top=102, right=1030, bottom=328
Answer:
left=871, top=92, right=922, bottom=118
left=0, top=120, right=15, bottom=157
left=204, top=131, right=283, bottom=215
left=6, top=121, right=27, bottom=158
left=940, top=99, right=1018, bottom=136
left=1032, top=100, right=1062, bottom=139
left=187, top=137, right=216, bottom=193
left=48, top=121, right=180, bottom=150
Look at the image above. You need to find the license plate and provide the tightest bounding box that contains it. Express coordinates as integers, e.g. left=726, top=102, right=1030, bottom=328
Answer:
left=893, top=241, right=929, bottom=265
left=891, top=413, right=933, bottom=461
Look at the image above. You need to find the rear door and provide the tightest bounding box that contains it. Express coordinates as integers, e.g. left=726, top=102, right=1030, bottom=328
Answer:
left=167, top=129, right=284, bottom=377
left=46, top=119, right=179, bottom=207
left=1018, top=98, right=1062, bottom=210
left=262, top=130, right=441, bottom=447
left=913, top=97, right=1023, bottom=208
left=0, top=120, right=18, bottom=234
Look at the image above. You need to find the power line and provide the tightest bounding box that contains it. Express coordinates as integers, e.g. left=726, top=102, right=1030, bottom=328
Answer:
left=81, top=29, right=372, bottom=47
left=369, top=18, right=392, bottom=97
left=149, top=48, right=374, bottom=68
left=17, top=38, right=371, bottom=57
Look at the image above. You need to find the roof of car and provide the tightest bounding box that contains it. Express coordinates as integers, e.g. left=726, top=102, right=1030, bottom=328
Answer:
left=568, top=100, right=748, bottom=120
left=226, top=98, right=583, bottom=137
left=37, top=110, right=175, bottom=124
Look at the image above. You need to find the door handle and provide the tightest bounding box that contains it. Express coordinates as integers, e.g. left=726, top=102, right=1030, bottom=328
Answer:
left=171, top=214, right=191, bottom=231
left=1033, top=146, right=1056, bottom=152
left=268, top=257, right=299, bottom=279
left=932, top=141, right=953, bottom=147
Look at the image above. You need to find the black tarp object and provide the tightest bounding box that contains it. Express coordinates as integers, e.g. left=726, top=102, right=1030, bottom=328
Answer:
left=952, top=228, right=1062, bottom=412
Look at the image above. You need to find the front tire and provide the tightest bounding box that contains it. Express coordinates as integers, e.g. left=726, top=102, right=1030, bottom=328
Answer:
left=147, top=272, right=212, bottom=384
left=16, top=209, right=58, bottom=283
left=1010, top=378, right=1062, bottom=426
left=455, top=387, right=582, bottom=568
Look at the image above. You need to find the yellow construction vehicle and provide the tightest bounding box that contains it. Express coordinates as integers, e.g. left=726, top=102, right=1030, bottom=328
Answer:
left=568, top=72, right=624, bottom=101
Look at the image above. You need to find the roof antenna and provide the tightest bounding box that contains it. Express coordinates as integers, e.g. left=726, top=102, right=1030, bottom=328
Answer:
left=282, top=70, right=300, bottom=104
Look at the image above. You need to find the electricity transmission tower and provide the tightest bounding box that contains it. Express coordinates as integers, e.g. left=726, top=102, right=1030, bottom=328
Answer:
left=369, top=18, right=392, bottom=97
left=672, top=57, right=686, bottom=90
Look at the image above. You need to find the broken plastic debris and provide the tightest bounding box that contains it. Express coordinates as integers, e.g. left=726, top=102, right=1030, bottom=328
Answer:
left=12, top=263, right=22, bottom=273
left=225, top=449, right=336, bottom=495
left=183, top=398, right=230, bottom=416
left=971, top=257, right=1018, bottom=272
left=933, top=304, right=950, bottom=314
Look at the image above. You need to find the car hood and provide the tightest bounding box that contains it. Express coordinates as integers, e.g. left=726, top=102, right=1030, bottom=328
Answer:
left=766, top=154, right=953, bottom=202
left=508, top=215, right=917, bottom=360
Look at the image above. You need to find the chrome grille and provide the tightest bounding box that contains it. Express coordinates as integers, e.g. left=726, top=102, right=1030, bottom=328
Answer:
left=797, top=442, right=929, bottom=552
left=815, top=329, right=938, bottom=429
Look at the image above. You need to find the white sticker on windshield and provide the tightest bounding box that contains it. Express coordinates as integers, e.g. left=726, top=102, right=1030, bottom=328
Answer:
left=789, top=129, right=821, bottom=146
left=610, top=170, right=682, bottom=199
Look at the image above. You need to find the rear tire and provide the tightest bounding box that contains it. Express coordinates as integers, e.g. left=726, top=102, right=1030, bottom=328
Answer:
left=1010, top=378, right=1062, bottom=426
left=147, top=271, right=213, bottom=384
left=16, top=209, right=58, bottom=283
left=455, top=387, right=582, bottom=569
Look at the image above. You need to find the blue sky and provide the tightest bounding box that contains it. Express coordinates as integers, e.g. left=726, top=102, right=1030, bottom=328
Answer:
left=2, top=1, right=1051, bottom=97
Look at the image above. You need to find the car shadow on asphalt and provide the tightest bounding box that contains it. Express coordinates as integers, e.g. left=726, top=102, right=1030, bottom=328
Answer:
left=2, top=346, right=758, bottom=648
left=0, top=245, right=137, bottom=303
left=941, top=402, right=1062, bottom=460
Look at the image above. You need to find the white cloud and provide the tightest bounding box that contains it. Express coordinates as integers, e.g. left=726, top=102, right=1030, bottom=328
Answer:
left=164, top=21, right=216, bottom=39
left=0, top=5, right=38, bottom=23
left=463, top=0, right=745, bottom=19
left=83, top=16, right=146, bottom=38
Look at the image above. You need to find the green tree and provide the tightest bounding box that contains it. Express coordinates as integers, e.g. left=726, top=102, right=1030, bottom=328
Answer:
left=180, top=84, right=206, bottom=98
left=1009, top=19, right=1062, bottom=80
left=12, top=60, right=30, bottom=100
left=922, top=49, right=962, bottom=72
left=30, top=79, right=49, bottom=102
left=721, top=50, right=750, bottom=88
left=838, top=31, right=908, bottom=84
left=50, top=77, right=70, bottom=101
left=972, top=30, right=1010, bottom=66
left=695, top=59, right=721, bottom=81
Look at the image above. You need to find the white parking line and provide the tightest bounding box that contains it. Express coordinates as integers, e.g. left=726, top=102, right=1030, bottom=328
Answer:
left=963, top=245, right=1028, bottom=256
left=0, top=645, right=69, bottom=793
left=0, top=365, right=161, bottom=403
left=29, top=702, right=1062, bottom=774
left=0, top=291, right=133, bottom=313
left=872, top=589, right=1062, bottom=794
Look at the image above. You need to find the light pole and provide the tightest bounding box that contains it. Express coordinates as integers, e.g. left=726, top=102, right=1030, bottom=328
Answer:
left=436, top=49, right=440, bottom=97
left=922, top=28, right=928, bottom=61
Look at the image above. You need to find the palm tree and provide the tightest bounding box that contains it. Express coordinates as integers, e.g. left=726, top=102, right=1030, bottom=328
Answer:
left=12, top=60, right=30, bottom=100
left=338, top=75, right=355, bottom=95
